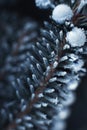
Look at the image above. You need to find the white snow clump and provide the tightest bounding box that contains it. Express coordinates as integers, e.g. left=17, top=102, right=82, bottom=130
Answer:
left=52, top=4, right=73, bottom=24
left=35, top=0, right=51, bottom=9
left=66, top=27, right=86, bottom=47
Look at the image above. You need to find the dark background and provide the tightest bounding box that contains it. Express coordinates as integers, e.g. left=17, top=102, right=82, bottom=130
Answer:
left=0, top=0, right=50, bottom=22
left=0, top=0, right=87, bottom=130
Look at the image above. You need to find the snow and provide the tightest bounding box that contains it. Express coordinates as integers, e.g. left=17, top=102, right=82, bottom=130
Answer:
left=66, top=27, right=86, bottom=47
left=53, top=61, right=58, bottom=68
left=52, top=120, right=66, bottom=130
left=58, top=109, right=70, bottom=119
left=67, top=80, right=79, bottom=90
left=35, top=0, right=54, bottom=9
left=52, top=4, right=73, bottom=24
left=77, top=0, right=87, bottom=13
left=64, top=59, right=84, bottom=73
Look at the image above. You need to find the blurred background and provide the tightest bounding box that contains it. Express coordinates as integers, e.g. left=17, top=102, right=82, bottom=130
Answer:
left=0, top=0, right=87, bottom=130
left=0, top=0, right=50, bottom=22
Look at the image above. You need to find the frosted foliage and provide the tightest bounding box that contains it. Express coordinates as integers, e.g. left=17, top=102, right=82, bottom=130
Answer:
left=64, top=59, right=84, bottom=73
left=67, top=80, right=79, bottom=90
left=58, top=109, right=70, bottom=119
left=35, top=0, right=51, bottom=9
left=77, top=0, right=87, bottom=13
left=52, top=120, right=66, bottom=130
left=66, top=27, right=86, bottom=47
left=52, top=4, right=73, bottom=24
left=71, top=0, right=75, bottom=4
left=62, top=92, right=75, bottom=106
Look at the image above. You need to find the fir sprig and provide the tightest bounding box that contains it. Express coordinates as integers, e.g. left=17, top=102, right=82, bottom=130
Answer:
left=0, top=0, right=87, bottom=130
